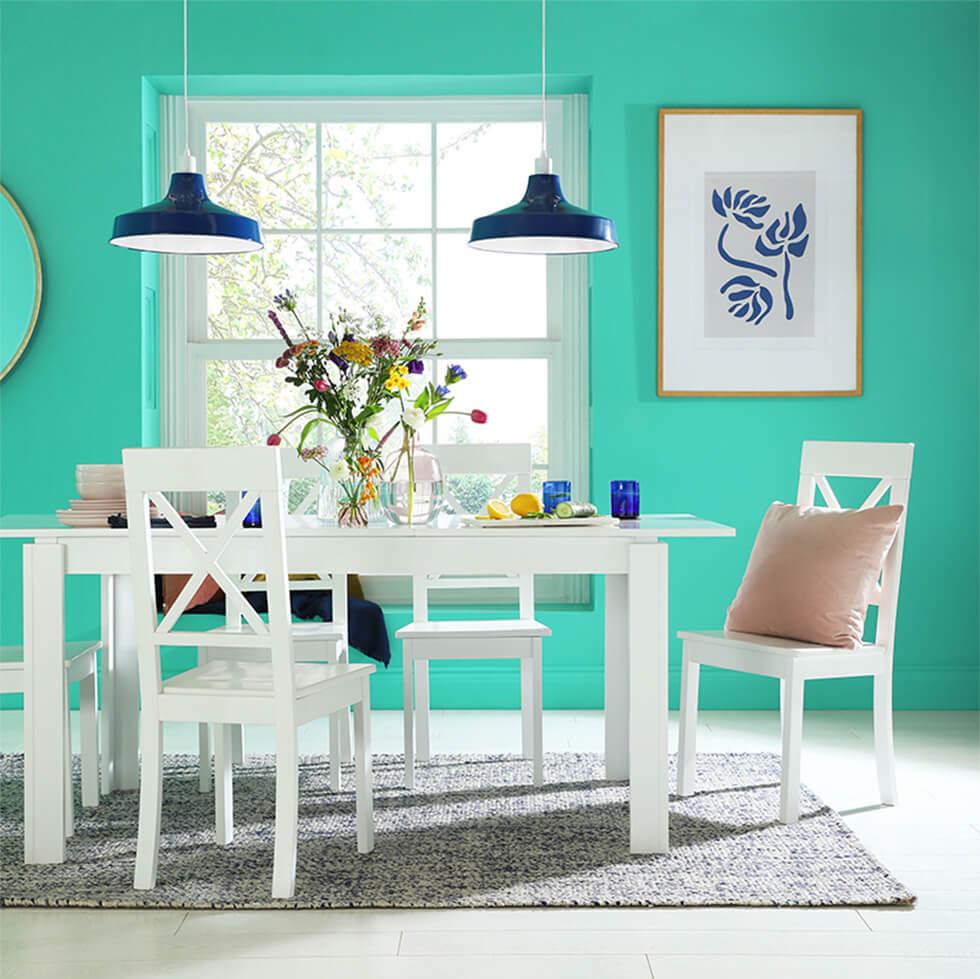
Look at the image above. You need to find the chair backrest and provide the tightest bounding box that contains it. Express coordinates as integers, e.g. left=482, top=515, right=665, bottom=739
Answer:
left=412, top=442, right=535, bottom=621
left=797, top=441, right=914, bottom=653
left=123, top=447, right=295, bottom=711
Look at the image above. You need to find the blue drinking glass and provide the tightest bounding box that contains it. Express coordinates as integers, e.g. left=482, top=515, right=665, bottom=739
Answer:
left=542, top=480, right=572, bottom=514
left=242, top=493, right=263, bottom=528
left=610, top=480, right=640, bottom=519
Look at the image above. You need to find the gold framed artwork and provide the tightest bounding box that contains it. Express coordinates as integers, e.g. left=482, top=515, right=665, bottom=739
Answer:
left=657, top=109, right=862, bottom=397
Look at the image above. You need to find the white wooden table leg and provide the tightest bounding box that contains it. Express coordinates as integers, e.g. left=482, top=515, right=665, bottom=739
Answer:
left=628, top=543, right=669, bottom=854
left=99, top=575, right=115, bottom=797
left=198, top=723, right=212, bottom=793
left=353, top=690, right=374, bottom=854
left=230, top=724, right=244, bottom=765
left=403, top=645, right=414, bottom=789
left=604, top=573, right=629, bottom=780
left=23, top=542, right=67, bottom=864
left=338, top=644, right=353, bottom=764
left=328, top=710, right=342, bottom=792
left=63, top=673, right=74, bottom=838
left=110, top=574, right=140, bottom=791
left=415, top=658, right=430, bottom=763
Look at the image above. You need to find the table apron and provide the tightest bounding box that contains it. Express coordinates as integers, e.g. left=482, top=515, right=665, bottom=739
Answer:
left=59, top=535, right=639, bottom=576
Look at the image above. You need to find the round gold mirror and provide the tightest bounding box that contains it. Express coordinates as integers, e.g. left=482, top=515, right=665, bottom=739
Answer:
left=1, top=184, right=43, bottom=381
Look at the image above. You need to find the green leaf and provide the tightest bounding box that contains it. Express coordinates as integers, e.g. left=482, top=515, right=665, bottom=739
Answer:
left=367, top=426, right=379, bottom=440
left=416, top=386, right=431, bottom=411
left=425, top=401, right=451, bottom=421
left=297, top=416, right=328, bottom=451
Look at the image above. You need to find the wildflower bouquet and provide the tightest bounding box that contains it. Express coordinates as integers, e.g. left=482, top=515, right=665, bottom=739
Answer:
left=265, top=290, right=484, bottom=526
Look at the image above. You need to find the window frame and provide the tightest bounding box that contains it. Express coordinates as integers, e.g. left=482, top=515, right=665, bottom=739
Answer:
left=160, top=95, right=591, bottom=605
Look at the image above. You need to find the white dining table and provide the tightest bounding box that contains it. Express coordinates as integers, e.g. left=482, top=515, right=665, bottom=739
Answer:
left=0, top=512, right=734, bottom=865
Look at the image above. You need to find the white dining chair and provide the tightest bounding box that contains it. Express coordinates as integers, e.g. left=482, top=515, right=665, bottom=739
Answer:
left=197, top=449, right=352, bottom=793
left=123, top=446, right=375, bottom=899
left=397, top=443, right=550, bottom=788
left=1, top=639, right=103, bottom=836
left=676, top=440, right=914, bottom=823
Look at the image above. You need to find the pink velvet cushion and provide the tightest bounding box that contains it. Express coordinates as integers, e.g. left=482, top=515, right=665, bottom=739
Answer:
left=725, top=502, right=905, bottom=648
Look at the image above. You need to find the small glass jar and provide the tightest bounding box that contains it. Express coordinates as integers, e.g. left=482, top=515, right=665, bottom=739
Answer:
left=610, top=480, right=640, bottom=519
left=380, top=443, right=444, bottom=526
left=542, top=480, right=572, bottom=514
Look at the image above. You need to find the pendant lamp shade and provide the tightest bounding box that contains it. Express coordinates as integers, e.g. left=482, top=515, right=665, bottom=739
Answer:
left=110, top=171, right=262, bottom=255
left=109, top=0, right=261, bottom=255
left=469, top=172, right=617, bottom=255
left=468, top=0, right=618, bottom=256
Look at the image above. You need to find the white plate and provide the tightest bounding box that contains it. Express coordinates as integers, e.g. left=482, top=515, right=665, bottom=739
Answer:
left=69, top=498, right=127, bottom=509
left=56, top=513, right=116, bottom=528
left=460, top=515, right=619, bottom=528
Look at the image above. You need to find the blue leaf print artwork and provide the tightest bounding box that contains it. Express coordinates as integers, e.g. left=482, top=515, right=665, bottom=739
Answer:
left=721, top=275, right=773, bottom=325
left=711, top=186, right=777, bottom=280
left=755, top=204, right=810, bottom=320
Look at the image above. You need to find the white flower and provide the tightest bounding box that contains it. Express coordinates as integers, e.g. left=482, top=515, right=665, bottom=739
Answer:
left=401, top=405, right=426, bottom=431
left=327, top=458, right=349, bottom=482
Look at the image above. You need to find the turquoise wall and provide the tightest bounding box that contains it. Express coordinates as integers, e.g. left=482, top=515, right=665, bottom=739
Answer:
left=1, top=1, right=977, bottom=711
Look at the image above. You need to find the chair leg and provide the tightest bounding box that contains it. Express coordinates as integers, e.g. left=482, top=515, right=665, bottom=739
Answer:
left=328, top=711, right=343, bottom=793
left=230, top=725, right=244, bottom=765
left=415, top=658, right=430, bottom=763
left=779, top=673, right=805, bottom=824
left=520, top=653, right=533, bottom=760
left=403, top=645, right=415, bottom=789
left=676, top=653, right=700, bottom=797
left=63, top=674, right=74, bottom=838
left=133, top=716, right=163, bottom=890
left=873, top=670, right=898, bottom=806
left=271, top=725, right=299, bottom=900
left=197, top=724, right=212, bottom=793
left=338, top=644, right=353, bottom=764
left=214, top=724, right=234, bottom=845
left=79, top=671, right=100, bottom=808
left=353, top=688, right=375, bottom=855
left=530, top=642, right=543, bottom=787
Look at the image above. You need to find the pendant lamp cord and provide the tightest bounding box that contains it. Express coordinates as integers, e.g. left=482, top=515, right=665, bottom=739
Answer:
left=539, top=0, right=547, bottom=160
left=182, top=0, right=195, bottom=170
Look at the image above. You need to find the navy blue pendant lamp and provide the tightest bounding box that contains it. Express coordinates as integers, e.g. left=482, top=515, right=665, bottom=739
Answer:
left=110, top=0, right=261, bottom=255
left=469, top=0, right=618, bottom=255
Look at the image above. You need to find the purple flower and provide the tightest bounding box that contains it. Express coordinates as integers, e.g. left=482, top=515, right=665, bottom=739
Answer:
left=273, top=289, right=297, bottom=312
left=329, top=352, right=348, bottom=372
left=268, top=310, right=293, bottom=346
left=446, top=363, right=467, bottom=384
left=435, top=384, right=450, bottom=398
left=407, top=359, right=424, bottom=375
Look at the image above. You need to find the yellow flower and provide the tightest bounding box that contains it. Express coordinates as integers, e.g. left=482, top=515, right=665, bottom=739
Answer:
left=384, top=364, right=410, bottom=392
left=331, top=340, right=373, bottom=366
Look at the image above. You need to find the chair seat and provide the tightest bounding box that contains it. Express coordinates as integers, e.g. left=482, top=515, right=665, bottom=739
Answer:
left=206, top=621, right=344, bottom=643
left=396, top=618, right=551, bottom=640
left=678, top=629, right=883, bottom=658
left=163, top=659, right=374, bottom=698
left=0, top=640, right=101, bottom=669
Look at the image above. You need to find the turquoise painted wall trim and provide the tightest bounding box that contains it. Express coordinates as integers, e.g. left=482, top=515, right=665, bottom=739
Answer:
left=0, top=2, right=977, bottom=712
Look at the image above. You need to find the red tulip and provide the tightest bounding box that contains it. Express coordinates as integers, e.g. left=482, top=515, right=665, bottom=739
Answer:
left=470, top=409, right=488, bottom=424
left=314, top=379, right=329, bottom=392
left=266, top=433, right=282, bottom=446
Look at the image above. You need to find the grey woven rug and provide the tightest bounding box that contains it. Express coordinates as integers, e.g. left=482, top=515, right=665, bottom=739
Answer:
left=0, top=751, right=912, bottom=909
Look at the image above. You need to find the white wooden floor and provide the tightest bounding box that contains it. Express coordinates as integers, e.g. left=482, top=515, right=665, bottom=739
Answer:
left=1, top=709, right=978, bottom=979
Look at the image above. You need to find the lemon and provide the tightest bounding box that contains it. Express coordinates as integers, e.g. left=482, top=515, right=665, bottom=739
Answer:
left=510, top=492, right=543, bottom=517
left=486, top=499, right=514, bottom=520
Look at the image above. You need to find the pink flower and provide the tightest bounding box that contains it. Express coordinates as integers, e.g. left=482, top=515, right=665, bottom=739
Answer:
left=370, top=335, right=401, bottom=358
left=266, top=433, right=282, bottom=446
left=314, top=379, right=329, bottom=392
left=470, top=409, right=488, bottom=424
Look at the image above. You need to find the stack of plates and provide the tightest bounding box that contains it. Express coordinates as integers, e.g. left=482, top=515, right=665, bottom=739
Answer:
left=56, top=465, right=153, bottom=528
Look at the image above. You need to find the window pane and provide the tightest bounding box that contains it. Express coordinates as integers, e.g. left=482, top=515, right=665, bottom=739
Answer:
left=206, top=359, right=308, bottom=448
left=206, top=122, right=316, bottom=230
left=436, top=232, right=546, bottom=338
left=321, top=233, right=431, bottom=329
left=208, top=234, right=317, bottom=339
left=323, top=123, right=430, bottom=229
left=434, top=358, right=548, bottom=471
left=437, top=122, right=539, bottom=228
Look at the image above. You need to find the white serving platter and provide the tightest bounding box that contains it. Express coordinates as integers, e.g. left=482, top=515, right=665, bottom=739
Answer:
left=460, top=515, right=619, bottom=529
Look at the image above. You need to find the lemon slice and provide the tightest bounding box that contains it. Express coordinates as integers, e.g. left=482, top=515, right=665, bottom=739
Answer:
left=486, top=498, right=513, bottom=520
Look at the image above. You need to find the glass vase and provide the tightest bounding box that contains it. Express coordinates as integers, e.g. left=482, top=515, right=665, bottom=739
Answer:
left=380, top=443, right=444, bottom=526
